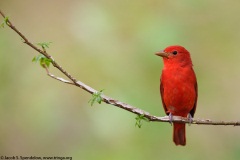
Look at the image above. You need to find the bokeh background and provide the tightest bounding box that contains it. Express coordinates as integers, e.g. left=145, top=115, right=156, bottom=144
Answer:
left=1, top=0, right=240, bottom=159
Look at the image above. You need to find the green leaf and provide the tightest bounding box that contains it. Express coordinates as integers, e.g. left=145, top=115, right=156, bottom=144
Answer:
left=1, top=16, right=9, bottom=28
left=135, top=114, right=149, bottom=128
left=37, top=42, right=52, bottom=51
left=32, top=54, right=52, bottom=68
left=88, top=90, right=104, bottom=106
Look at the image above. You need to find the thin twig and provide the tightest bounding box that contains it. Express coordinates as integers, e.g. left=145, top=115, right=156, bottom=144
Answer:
left=47, top=73, right=75, bottom=85
left=1, top=10, right=239, bottom=126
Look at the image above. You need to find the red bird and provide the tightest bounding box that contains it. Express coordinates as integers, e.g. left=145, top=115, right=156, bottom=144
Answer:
left=156, top=45, right=198, bottom=146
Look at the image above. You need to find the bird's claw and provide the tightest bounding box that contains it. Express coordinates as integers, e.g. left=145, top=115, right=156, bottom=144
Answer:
left=169, top=113, right=173, bottom=126
left=187, top=113, right=193, bottom=126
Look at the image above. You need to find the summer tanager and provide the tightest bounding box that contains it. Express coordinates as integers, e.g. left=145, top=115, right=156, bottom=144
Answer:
left=155, top=45, right=198, bottom=146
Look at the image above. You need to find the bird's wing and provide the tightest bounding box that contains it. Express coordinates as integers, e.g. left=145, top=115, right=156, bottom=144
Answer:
left=190, top=81, right=198, bottom=118
left=160, top=78, right=169, bottom=115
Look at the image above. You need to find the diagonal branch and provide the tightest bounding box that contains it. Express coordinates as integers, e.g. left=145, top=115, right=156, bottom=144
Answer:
left=1, top=10, right=239, bottom=126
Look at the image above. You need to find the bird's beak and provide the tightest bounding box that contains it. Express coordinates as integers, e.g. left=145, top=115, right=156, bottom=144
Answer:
left=155, top=50, right=169, bottom=58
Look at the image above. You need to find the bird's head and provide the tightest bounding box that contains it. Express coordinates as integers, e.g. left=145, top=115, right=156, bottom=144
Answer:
left=155, top=45, right=193, bottom=67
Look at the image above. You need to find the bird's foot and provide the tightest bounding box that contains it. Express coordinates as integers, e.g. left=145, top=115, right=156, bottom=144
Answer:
left=187, top=113, right=193, bottom=126
left=169, top=113, right=173, bottom=126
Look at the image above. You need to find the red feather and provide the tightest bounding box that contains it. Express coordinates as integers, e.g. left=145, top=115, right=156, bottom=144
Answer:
left=156, top=45, right=198, bottom=146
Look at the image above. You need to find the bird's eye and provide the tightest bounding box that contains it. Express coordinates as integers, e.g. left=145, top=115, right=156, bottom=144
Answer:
left=172, top=51, right=178, bottom=55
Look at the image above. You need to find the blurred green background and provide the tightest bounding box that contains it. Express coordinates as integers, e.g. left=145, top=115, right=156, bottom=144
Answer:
left=1, top=0, right=240, bottom=159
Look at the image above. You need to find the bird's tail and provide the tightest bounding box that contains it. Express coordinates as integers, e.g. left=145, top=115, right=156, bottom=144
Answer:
left=173, top=123, right=186, bottom=146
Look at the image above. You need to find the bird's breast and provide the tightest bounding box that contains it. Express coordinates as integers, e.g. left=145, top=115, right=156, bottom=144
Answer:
left=161, top=67, right=196, bottom=116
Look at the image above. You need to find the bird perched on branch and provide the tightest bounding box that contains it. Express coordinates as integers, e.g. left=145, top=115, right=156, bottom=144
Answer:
left=155, top=45, right=198, bottom=146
